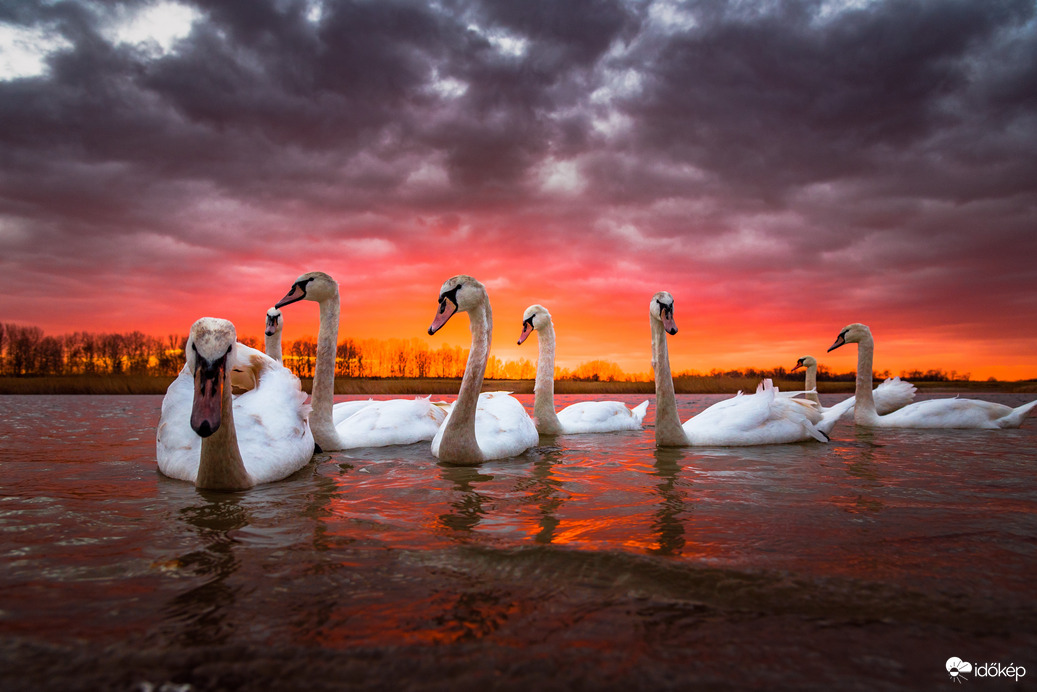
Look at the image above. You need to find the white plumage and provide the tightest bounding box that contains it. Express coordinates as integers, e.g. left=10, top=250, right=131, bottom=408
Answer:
left=792, top=354, right=916, bottom=416
left=651, top=292, right=828, bottom=447
left=518, top=304, right=649, bottom=435
left=428, top=275, right=538, bottom=464
left=828, top=323, right=1037, bottom=429
left=275, top=271, right=447, bottom=450
left=156, top=318, right=313, bottom=490
left=431, top=391, right=539, bottom=461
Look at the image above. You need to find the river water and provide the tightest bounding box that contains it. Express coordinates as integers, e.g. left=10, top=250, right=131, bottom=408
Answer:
left=0, top=392, right=1034, bottom=691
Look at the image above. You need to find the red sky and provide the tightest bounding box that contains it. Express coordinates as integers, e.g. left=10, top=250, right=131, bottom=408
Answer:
left=2, top=1, right=1036, bottom=380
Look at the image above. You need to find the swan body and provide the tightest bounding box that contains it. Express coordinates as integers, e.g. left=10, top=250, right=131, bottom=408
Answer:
left=792, top=355, right=915, bottom=416
left=428, top=275, right=539, bottom=464
left=264, top=307, right=283, bottom=363
left=156, top=317, right=313, bottom=490
left=651, top=292, right=828, bottom=447
left=828, top=323, right=1037, bottom=429
left=518, top=304, right=649, bottom=435
left=275, top=271, right=447, bottom=450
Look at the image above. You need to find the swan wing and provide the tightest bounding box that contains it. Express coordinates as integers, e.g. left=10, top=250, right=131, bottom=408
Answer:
left=333, top=399, right=376, bottom=426
left=156, top=366, right=203, bottom=482
left=334, top=397, right=448, bottom=448
left=683, top=380, right=827, bottom=445
left=156, top=353, right=314, bottom=485
left=817, top=395, right=856, bottom=435
left=233, top=359, right=314, bottom=484
left=470, top=392, right=539, bottom=459
left=873, top=377, right=917, bottom=415
left=878, top=397, right=1019, bottom=429
left=556, top=400, right=647, bottom=433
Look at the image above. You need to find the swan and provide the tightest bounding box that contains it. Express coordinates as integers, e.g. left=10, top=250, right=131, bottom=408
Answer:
left=156, top=317, right=314, bottom=490
left=650, top=292, right=829, bottom=446
left=517, top=304, right=649, bottom=434
left=274, top=271, right=447, bottom=450
left=828, top=323, right=1037, bottom=429
left=427, top=275, right=539, bottom=464
left=792, top=355, right=916, bottom=415
left=264, top=307, right=283, bottom=363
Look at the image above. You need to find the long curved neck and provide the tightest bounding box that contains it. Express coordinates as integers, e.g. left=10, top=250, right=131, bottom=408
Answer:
left=532, top=322, right=563, bottom=435
left=853, top=335, right=879, bottom=424
left=439, top=302, right=491, bottom=462
left=804, top=364, right=820, bottom=404
left=310, top=291, right=343, bottom=449
left=265, top=332, right=282, bottom=363
left=652, top=318, right=688, bottom=446
left=196, top=369, right=253, bottom=490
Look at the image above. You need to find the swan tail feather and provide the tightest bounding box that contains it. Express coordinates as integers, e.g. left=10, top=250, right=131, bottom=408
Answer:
left=631, top=400, right=650, bottom=423
left=1000, top=398, right=1037, bottom=428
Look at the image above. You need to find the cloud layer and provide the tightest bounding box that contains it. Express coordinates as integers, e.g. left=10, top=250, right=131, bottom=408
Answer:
left=2, top=0, right=1036, bottom=377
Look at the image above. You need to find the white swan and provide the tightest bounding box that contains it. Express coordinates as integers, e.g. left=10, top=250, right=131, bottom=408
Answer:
left=792, top=354, right=916, bottom=415
left=274, top=271, right=447, bottom=450
left=156, top=317, right=314, bottom=490
left=517, top=304, right=648, bottom=434
left=828, top=323, right=1037, bottom=429
left=651, top=292, right=829, bottom=446
left=427, top=275, right=539, bottom=464
left=264, top=307, right=283, bottom=363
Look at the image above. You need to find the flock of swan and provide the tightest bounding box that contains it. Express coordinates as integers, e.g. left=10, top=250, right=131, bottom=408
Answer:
left=156, top=273, right=1037, bottom=490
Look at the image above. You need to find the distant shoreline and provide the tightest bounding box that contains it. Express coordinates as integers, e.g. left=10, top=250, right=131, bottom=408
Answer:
left=1, top=375, right=1034, bottom=396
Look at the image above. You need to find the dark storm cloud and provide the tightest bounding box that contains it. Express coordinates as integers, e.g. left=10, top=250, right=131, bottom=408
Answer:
left=1, top=0, right=1036, bottom=372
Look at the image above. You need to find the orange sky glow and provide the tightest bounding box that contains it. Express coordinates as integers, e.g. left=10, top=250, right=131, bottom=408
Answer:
left=2, top=2, right=1036, bottom=382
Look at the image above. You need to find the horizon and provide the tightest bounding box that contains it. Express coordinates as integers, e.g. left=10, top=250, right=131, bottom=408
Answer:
left=2, top=1, right=1036, bottom=381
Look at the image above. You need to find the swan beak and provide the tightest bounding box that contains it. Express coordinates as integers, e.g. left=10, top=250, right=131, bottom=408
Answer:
left=827, top=334, right=846, bottom=352
left=791, top=363, right=803, bottom=372
left=662, top=311, right=678, bottom=336
left=428, top=298, right=457, bottom=335
left=517, top=320, right=534, bottom=345
left=275, top=283, right=306, bottom=309
left=191, top=355, right=226, bottom=437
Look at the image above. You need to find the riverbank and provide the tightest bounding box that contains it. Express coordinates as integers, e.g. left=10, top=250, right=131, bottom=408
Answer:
left=1, top=375, right=1034, bottom=395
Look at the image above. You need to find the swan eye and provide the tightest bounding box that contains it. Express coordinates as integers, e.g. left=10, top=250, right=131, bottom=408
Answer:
left=523, top=316, right=535, bottom=331
left=439, top=284, right=463, bottom=310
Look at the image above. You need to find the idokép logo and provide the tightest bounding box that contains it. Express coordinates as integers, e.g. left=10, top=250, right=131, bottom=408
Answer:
left=946, top=657, right=1027, bottom=684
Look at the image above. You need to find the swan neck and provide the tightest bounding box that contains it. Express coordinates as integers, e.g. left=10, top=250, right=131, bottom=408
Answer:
left=533, top=323, right=563, bottom=434
left=309, top=292, right=343, bottom=448
left=804, top=364, right=820, bottom=405
left=196, top=368, right=253, bottom=490
left=652, top=318, right=687, bottom=446
left=440, top=302, right=490, bottom=461
left=854, top=334, right=879, bottom=424
left=264, top=334, right=282, bottom=363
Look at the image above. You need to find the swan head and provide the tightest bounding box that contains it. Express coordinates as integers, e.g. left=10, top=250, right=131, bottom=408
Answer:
left=517, top=304, right=552, bottom=345
left=428, top=274, right=484, bottom=335
left=264, top=307, right=283, bottom=337
left=792, top=355, right=817, bottom=372
left=650, top=292, right=678, bottom=335
left=186, top=317, right=236, bottom=438
left=828, top=323, right=872, bottom=352
left=275, top=271, right=338, bottom=308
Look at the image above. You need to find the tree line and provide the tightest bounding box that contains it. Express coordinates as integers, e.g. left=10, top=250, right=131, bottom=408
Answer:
left=0, top=323, right=632, bottom=381
left=0, top=322, right=974, bottom=382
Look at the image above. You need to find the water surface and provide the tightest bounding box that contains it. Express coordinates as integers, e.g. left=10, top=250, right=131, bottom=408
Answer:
left=1, top=393, right=1035, bottom=691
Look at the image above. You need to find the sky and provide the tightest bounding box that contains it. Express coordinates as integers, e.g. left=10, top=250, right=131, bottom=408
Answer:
left=1, top=0, right=1036, bottom=380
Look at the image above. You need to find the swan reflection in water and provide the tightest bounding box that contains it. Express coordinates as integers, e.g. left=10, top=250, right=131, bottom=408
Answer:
left=157, top=489, right=250, bottom=647
left=436, top=446, right=567, bottom=544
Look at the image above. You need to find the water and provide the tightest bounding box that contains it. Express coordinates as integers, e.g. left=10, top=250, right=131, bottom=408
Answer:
left=1, top=392, right=1035, bottom=691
